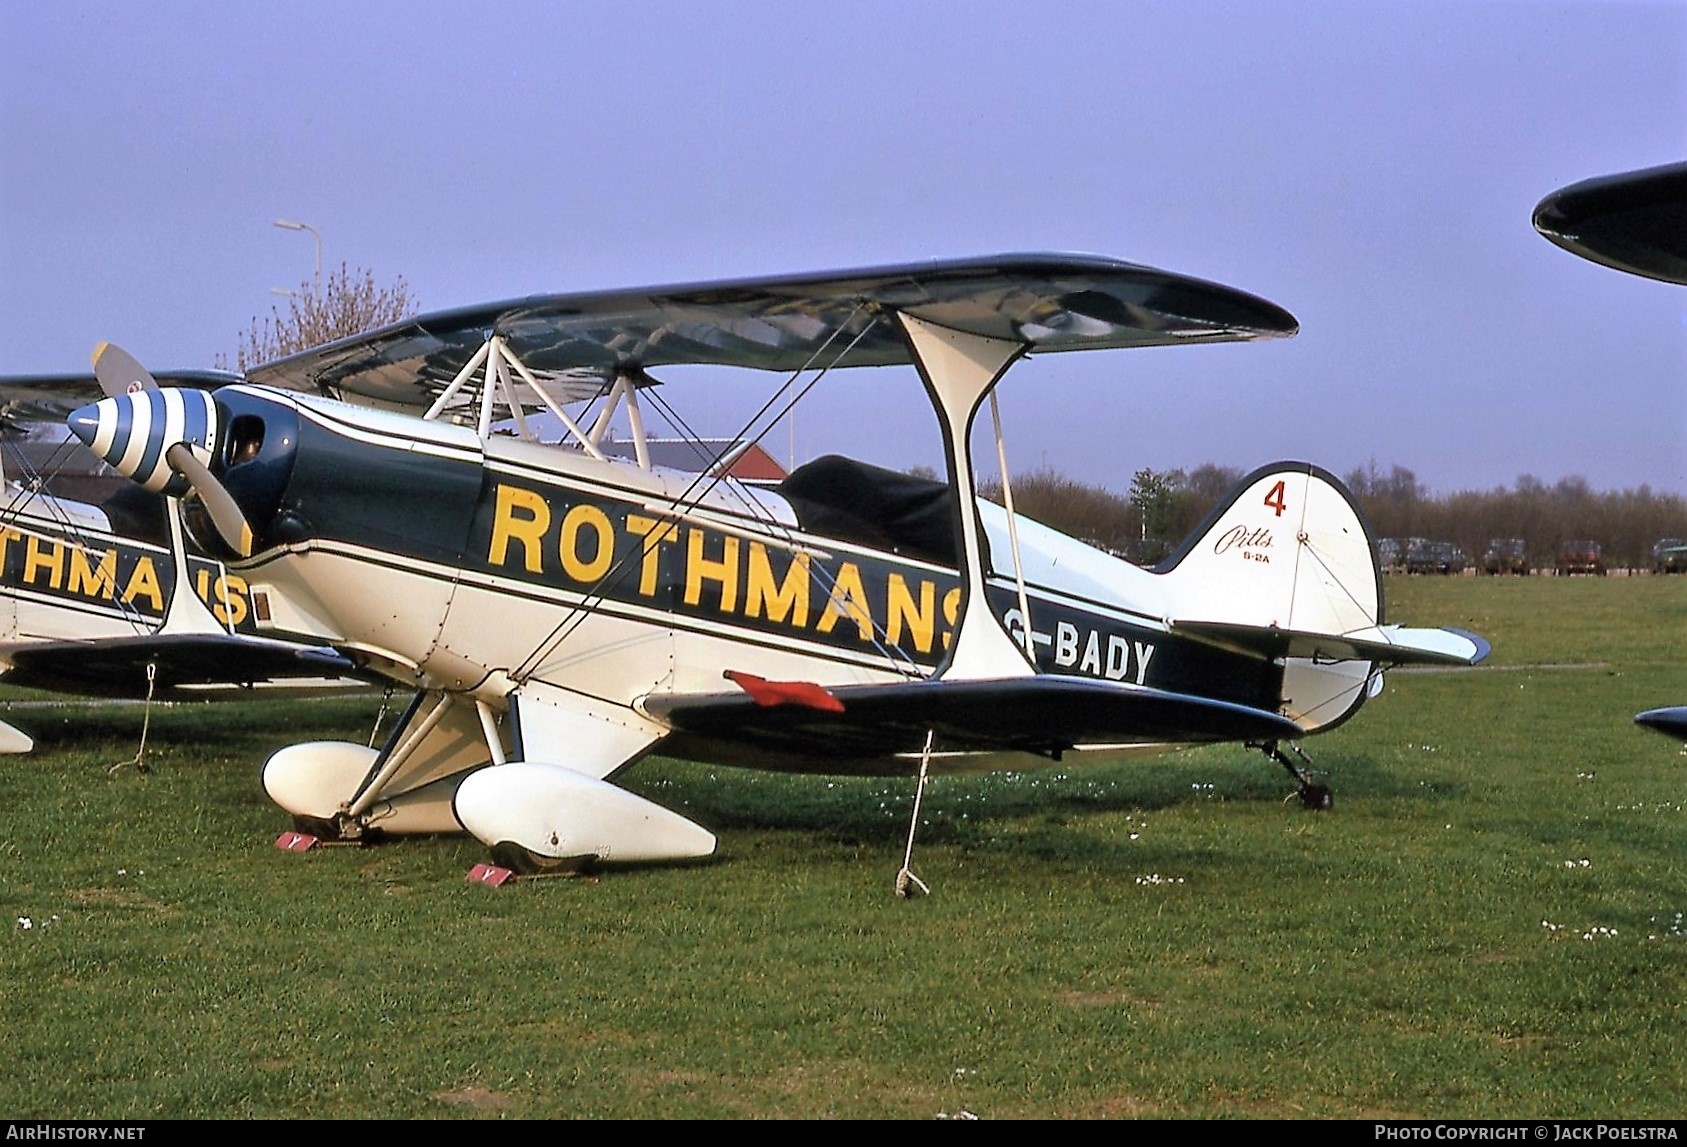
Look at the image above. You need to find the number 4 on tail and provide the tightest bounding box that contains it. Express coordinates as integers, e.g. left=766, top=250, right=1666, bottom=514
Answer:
left=1264, top=480, right=1288, bottom=517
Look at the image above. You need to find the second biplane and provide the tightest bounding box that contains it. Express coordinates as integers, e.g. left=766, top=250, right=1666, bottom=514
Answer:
left=0, top=347, right=361, bottom=753
left=1534, top=162, right=1687, bottom=743
left=71, top=254, right=1488, bottom=877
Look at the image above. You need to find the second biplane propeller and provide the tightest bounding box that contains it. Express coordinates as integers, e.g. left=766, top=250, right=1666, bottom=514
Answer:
left=76, top=345, right=254, bottom=558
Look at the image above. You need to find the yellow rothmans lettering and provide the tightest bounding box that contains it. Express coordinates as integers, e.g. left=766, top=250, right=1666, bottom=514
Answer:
left=0, top=525, right=169, bottom=617
left=121, top=557, right=164, bottom=611
left=816, top=561, right=873, bottom=641
left=217, top=575, right=249, bottom=627
left=559, top=504, right=614, bottom=583
left=744, top=543, right=809, bottom=628
left=478, top=483, right=963, bottom=663
left=24, top=535, right=64, bottom=589
left=489, top=484, right=550, bottom=573
left=68, top=547, right=118, bottom=600
left=941, top=587, right=962, bottom=650
left=885, top=573, right=935, bottom=655
left=684, top=527, right=740, bottom=612
left=625, top=514, right=679, bottom=596
left=196, top=568, right=250, bottom=627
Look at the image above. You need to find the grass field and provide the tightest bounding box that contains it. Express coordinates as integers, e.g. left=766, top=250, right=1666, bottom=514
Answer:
left=2, top=575, right=1684, bottom=1118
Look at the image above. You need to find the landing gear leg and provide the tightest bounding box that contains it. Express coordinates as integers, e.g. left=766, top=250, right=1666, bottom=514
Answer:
left=1251, top=740, right=1333, bottom=810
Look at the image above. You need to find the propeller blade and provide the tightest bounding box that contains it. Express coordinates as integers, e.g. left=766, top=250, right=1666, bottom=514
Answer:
left=165, top=442, right=253, bottom=558
left=91, top=342, right=159, bottom=398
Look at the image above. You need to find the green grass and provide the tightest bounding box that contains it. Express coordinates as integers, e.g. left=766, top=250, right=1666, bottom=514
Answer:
left=2, top=576, right=1685, bottom=1118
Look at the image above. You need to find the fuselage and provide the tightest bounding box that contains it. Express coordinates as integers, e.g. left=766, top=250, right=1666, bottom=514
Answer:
left=202, top=385, right=1290, bottom=751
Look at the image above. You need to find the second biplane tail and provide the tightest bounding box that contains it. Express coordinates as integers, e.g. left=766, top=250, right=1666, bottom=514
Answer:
left=1153, top=462, right=1487, bottom=732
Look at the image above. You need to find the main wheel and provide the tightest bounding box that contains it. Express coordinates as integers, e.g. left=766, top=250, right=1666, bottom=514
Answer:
left=1299, top=784, right=1333, bottom=811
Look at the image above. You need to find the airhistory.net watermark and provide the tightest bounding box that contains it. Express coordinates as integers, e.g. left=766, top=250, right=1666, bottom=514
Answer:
left=5, top=1127, right=146, bottom=1141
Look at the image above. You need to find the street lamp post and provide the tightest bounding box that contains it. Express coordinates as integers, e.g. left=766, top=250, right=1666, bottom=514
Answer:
left=274, top=219, right=323, bottom=289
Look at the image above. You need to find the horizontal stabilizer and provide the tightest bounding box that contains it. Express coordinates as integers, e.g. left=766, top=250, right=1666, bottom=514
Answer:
left=1171, top=621, right=1490, bottom=667
left=646, top=675, right=1302, bottom=771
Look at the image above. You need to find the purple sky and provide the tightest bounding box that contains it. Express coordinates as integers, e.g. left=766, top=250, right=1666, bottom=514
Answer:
left=3, top=1, right=1684, bottom=495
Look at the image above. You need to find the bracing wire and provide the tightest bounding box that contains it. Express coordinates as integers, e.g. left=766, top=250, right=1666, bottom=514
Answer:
left=508, top=306, right=910, bottom=682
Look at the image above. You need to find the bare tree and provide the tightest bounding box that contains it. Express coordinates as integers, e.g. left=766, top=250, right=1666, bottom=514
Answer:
left=218, top=263, right=416, bottom=373
left=978, top=466, right=1139, bottom=555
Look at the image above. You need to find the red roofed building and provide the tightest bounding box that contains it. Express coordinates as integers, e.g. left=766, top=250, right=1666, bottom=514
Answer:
left=600, top=436, right=788, bottom=482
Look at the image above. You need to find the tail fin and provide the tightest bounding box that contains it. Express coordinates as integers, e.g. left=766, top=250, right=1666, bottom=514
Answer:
left=1155, top=462, right=1486, bottom=734
left=1159, top=462, right=1379, bottom=635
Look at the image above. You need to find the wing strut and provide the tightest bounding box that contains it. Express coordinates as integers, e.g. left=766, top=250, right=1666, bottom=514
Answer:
left=989, top=391, right=1036, bottom=658
left=898, top=314, right=1035, bottom=680
left=586, top=372, right=652, bottom=469
left=421, top=334, right=613, bottom=461
left=425, top=331, right=663, bottom=471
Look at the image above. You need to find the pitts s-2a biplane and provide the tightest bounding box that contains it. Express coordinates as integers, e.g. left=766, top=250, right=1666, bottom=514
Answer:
left=0, top=345, right=360, bottom=753
left=1534, top=162, right=1687, bottom=743
left=72, top=255, right=1488, bottom=878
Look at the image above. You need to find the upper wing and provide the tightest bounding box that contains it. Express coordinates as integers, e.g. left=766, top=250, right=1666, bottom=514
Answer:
left=1533, top=162, right=1687, bottom=285
left=643, top=673, right=1302, bottom=773
left=0, top=372, right=243, bottom=428
left=244, top=253, right=1298, bottom=410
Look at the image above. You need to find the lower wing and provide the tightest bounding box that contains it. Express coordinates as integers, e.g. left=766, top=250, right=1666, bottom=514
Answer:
left=0, top=633, right=366, bottom=700
left=643, top=673, right=1301, bottom=773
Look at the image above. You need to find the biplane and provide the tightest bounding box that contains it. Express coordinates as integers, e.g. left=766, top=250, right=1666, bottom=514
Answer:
left=69, top=254, right=1488, bottom=878
left=1534, top=162, right=1687, bottom=743
left=0, top=346, right=361, bottom=752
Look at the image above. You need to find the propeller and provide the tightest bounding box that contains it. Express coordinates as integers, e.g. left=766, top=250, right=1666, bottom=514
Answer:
left=91, top=341, right=158, bottom=397
left=166, top=443, right=253, bottom=558
left=69, top=348, right=257, bottom=558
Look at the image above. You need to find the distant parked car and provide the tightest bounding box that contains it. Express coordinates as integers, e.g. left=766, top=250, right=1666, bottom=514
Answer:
left=1481, top=538, right=1530, bottom=576
left=1406, top=539, right=1467, bottom=575
left=1557, top=540, right=1606, bottom=576
left=1377, top=537, right=1403, bottom=571
left=1652, top=538, right=1687, bottom=574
